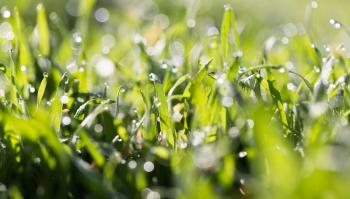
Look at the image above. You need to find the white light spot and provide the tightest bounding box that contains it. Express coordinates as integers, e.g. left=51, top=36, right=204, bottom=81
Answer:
left=1, top=7, right=11, bottom=18
left=310, top=102, right=328, bottom=117
left=247, top=119, right=254, bottom=128
left=186, top=19, right=196, bottom=28
left=228, top=126, right=240, bottom=138
left=95, top=57, right=115, bottom=77
left=143, top=161, right=155, bottom=172
left=20, top=65, right=27, bottom=72
left=95, top=8, right=109, bottom=23
left=60, top=95, right=69, bottom=104
left=311, top=1, right=318, bottom=9
left=287, top=83, right=297, bottom=91
left=238, top=151, right=248, bottom=158
left=221, top=96, right=233, bottom=107
left=207, top=26, right=219, bottom=36
left=62, top=116, right=71, bottom=126
left=146, top=191, right=160, bottom=199
left=94, top=124, right=103, bottom=133
left=128, top=160, right=137, bottom=169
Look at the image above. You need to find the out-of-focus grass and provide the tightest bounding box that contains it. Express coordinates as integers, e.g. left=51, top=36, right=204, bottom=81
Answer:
left=1, top=0, right=350, bottom=198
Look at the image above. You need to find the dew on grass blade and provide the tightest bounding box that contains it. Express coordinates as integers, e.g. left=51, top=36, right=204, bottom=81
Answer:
left=1, top=7, right=11, bottom=18
left=94, top=124, right=103, bottom=133
left=221, top=96, right=233, bottom=107
left=62, top=116, right=71, bottom=126
left=287, top=83, right=297, bottom=91
left=329, top=19, right=341, bottom=29
left=238, top=151, right=248, bottom=158
left=149, top=73, right=159, bottom=82
left=311, top=0, right=318, bottom=9
left=228, top=126, right=240, bottom=138
left=0, top=22, right=14, bottom=40
left=186, top=18, right=196, bottom=28
left=60, top=95, right=69, bottom=104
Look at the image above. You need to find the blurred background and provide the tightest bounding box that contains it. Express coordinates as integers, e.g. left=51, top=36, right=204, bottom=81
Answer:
left=1, top=0, right=350, bottom=55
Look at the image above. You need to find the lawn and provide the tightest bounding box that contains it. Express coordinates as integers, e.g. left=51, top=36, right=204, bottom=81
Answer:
left=1, top=0, right=350, bottom=198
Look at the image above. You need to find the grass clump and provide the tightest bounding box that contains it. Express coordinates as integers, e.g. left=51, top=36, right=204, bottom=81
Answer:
left=1, top=1, right=350, bottom=198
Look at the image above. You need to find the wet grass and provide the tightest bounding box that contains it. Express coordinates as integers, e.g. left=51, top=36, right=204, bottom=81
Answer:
left=1, top=1, right=350, bottom=198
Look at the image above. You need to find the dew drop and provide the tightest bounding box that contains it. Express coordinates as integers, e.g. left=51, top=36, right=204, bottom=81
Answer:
left=287, top=83, right=297, bottom=91
left=128, top=160, right=137, bottom=169
left=186, top=19, right=196, bottom=28
left=228, top=126, right=240, bottom=138
left=20, top=65, right=27, bottom=72
left=329, top=19, right=341, bottom=29
left=149, top=73, right=159, bottom=82
left=62, top=116, right=72, bottom=126
left=278, top=67, right=285, bottom=73
left=94, top=8, right=109, bottom=23
left=60, top=95, right=69, bottom=104
left=311, top=0, right=318, bottom=9
left=247, top=119, right=254, bottom=128
left=1, top=7, right=11, bottom=18
left=221, top=96, right=233, bottom=107
left=238, top=151, right=248, bottom=158
left=143, top=161, right=155, bottom=172
left=94, top=124, right=103, bottom=133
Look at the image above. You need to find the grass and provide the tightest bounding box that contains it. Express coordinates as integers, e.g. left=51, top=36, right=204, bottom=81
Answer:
left=1, top=0, right=350, bottom=198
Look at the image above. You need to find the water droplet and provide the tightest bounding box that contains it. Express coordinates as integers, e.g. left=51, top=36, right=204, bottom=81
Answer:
left=94, top=8, right=109, bottom=23
left=233, top=50, right=243, bottom=57
left=143, top=161, right=155, bottom=172
left=194, top=146, right=216, bottom=170
left=1, top=7, right=11, bottom=18
left=310, top=102, right=328, bottom=117
left=238, top=151, right=248, bottom=158
left=311, top=1, right=318, bottom=9
left=287, top=83, right=297, bottom=91
left=20, top=65, right=27, bottom=72
left=95, top=57, right=115, bottom=77
left=186, top=19, right=196, bottom=28
left=0, top=22, right=14, bottom=40
left=94, top=124, right=103, bottom=133
left=228, top=126, right=240, bottom=138
left=0, top=89, right=4, bottom=98
left=330, top=19, right=341, bottom=29
left=62, top=116, right=71, bottom=126
left=128, top=160, right=137, bottom=169
left=238, top=66, right=246, bottom=74
left=221, top=96, right=233, bottom=107
left=247, top=119, right=254, bottom=128
left=278, top=67, right=285, bottom=73
left=191, top=130, right=205, bottom=146
left=172, top=111, right=183, bottom=122
left=72, top=32, right=82, bottom=45
left=207, top=26, right=219, bottom=36
left=177, top=137, right=188, bottom=149
left=314, top=66, right=320, bottom=73
left=161, top=62, right=168, bottom=69
left=60, top=95, right=69, bottom=104
left=146, top=191, right=161, bottom=199
left=285, top=61, right=294, bottom=70
left=281, top=37, right=289, bottom=44
left=149, top=73, right=159, bottom=82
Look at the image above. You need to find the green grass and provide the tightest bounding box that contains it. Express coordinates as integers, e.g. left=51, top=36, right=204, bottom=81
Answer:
left=1, top=0, right=350, bottom=198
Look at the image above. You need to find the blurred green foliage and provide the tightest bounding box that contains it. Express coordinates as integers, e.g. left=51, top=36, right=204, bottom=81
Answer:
left=1, top=0, right=350, bottom=198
